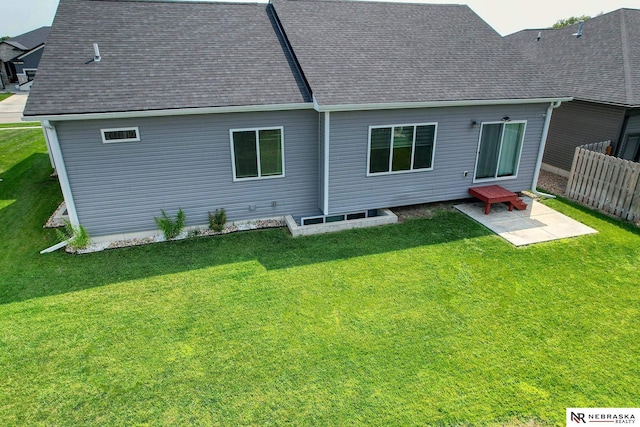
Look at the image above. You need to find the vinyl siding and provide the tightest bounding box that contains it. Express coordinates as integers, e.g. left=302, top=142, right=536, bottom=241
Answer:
left=54, top=110, right=318, bottom=236
left=624, top=113, right=640, bottom=135
left=14, top=46, right=45, bottom=74
left=544, top=100, right=625, bottom=172
left=619, top=113, right=640, bottom=158
left=327, top=104, right=548, bottom=213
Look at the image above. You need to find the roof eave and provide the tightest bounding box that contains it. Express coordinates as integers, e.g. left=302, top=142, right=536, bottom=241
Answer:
left=15, top=43, right=46, bottom=60
left=24, top=102, right=315, bottom=122
left=572, top=97, right=639, bottom=109
left=313, top=97, right=574, bottom=112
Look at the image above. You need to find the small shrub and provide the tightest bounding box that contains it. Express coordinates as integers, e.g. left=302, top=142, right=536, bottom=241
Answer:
left=208, top=208, right=227, bottom=232
left=187, top=229, right=201, bottom=238
left=56, top=220, right=91, bottom=250
left=154, top=208, right=186, bottom=240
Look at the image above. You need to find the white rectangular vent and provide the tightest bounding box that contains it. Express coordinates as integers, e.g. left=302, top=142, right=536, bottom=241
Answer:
left=101, top=127, right=140, bottom=143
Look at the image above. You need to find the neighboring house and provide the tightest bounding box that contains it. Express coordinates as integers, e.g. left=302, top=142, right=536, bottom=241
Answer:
left=0, top=26, right=50, bottom=90
left=24, top=0, right=568, bottom=240
left=506, top=9, right=640, bottom=175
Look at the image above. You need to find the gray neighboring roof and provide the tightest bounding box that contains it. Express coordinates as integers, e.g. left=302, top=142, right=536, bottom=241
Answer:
left=4, top=26, right=51, bottom=51
left=25, top=0, right=311, bottom=116
left=505, top=8, right=640, bottom=107
left=271, top=0, right=563, bottom=107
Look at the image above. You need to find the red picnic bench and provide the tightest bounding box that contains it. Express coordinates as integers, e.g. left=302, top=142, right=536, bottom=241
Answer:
left=468, top=185, right=527, bottom=215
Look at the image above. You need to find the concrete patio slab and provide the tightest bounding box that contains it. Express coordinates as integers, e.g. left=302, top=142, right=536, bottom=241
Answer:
left=454, top=197, right=597, bottom=246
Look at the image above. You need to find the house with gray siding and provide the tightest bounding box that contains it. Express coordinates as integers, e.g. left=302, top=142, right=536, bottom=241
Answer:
left=0, top=26, right=50, bottom=90
left=506, top=8, right=640, bottom=175
left=24, top=0, right=569, bottom=241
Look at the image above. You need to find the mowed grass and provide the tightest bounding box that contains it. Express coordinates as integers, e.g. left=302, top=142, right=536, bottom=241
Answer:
left=0, top=121, right=41, bottom=128
left=0, top=92, right=12, bottom=102
left=0, top=127, right=638, bottom=425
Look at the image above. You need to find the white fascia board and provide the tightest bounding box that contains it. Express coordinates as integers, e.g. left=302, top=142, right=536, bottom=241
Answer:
left=313, top=97, right=573, bottom=112
left=25, top=102, right=315, bottom=122
left=16, top=43, right=45, bottom=60
left=572, top=97, right=639, bottom=109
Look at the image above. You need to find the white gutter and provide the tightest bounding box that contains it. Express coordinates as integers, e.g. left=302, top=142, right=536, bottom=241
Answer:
left=26, top=102, right=314, bottom=122
left=323, top=111, right=330, bottom=215
left=313, top=97, right=572, bottom=112
left=28, top=97, right=576, bottom=121
left=531, top=101, right=563, bottom=198
left=42, top=120, right=80, bottom=225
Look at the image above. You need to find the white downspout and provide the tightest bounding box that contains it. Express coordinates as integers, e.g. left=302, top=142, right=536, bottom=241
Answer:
left=40, top=121, right=57, bottom=171
left=42, top=120, right=80, bottom=225
left=531, top=101, right=562, bottom=198
left=323, top=111, right=330, bottom=215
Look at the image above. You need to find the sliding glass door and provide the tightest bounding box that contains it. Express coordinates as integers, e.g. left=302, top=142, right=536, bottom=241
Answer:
left=475, top=121, right=526, bottom=181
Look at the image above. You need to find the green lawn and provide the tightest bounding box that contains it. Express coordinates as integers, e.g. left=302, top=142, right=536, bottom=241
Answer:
left=0, top=92, right=12, bottom=102
left=0, top=127, right=638, bottom=425
left=0, top=121, right=41, bottom=128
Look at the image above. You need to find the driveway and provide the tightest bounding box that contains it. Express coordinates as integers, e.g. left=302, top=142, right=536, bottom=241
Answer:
left=0, top=93, right=35, bottom=124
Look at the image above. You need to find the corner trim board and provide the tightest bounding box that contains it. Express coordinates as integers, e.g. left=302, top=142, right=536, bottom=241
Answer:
left=42, top=120, right=80, bottom=226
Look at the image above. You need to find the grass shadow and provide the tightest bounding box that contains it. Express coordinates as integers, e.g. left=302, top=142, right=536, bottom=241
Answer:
left=1, top=207, right=493, bottom=305
left=542, top=195, right=640, bottom=236
left=1, top=134, right=498, bottom=305
left=0, top=151, right=61, bottom=258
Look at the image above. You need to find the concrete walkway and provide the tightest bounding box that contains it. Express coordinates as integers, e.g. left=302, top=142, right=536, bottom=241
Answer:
left=0, top=93, right=35, bottom=123
left=455, top=197, right=597, bottom=246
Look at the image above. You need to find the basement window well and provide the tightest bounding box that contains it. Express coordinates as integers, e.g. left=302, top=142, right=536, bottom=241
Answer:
left=285, top=209, right=398, bottom=237
left=301, top=209, right=380, bottom=226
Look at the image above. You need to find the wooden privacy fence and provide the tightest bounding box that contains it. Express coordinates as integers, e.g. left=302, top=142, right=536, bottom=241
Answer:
left=567, top=140, right=640, bottom=223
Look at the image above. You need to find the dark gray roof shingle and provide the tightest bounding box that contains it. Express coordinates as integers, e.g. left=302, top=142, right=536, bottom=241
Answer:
left=505, top=8, right=640, bottom=107
left=272, top=0, right=563, bottom=106
left=5, top=26, right=50, bottom=51
left=25, top=0, right=310, bottom=116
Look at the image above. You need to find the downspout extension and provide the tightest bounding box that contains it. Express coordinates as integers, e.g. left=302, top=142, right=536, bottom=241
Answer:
left=40, top=239, right=70, bottom=254
left=531, top=101, right=562, bottom=198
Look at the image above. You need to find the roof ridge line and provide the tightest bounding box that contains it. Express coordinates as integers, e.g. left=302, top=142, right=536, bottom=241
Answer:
left=619, top=9, right=635, bottom=105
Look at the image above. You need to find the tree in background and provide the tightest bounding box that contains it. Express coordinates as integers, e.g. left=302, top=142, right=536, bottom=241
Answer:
left=0, top=36, right=11, bottom=42
left=552, top=15, right=591, bottom=28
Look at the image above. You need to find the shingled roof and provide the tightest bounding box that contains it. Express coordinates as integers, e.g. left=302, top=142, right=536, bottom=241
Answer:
left=25, top=0, right=311, bottom=116
left=271, top=0, right=563, bottom=107
left=4, top=26, right=50, bottom=51
left=506, top=8, right=640, bottom=107
left=27, top=0, right=566, bottom=117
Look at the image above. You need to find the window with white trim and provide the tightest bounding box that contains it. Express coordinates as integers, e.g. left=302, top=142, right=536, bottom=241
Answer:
left=101, top=127, right=140, bottom=143
left=368, top=123, right=437, bottom=175
left=231, top=127, right=284, bottom=180
left=474, top=121, right=526, bottom=181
